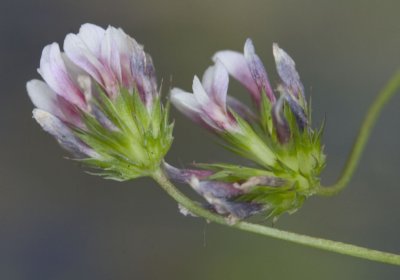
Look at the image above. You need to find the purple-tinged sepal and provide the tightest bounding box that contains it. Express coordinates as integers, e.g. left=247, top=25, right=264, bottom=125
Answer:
left=244, top=39, right=275, bottom=103
left=33, top=109, right=100, bottom=159
left=283, top=92, right=308, bottom=131
left=272, top=43, right=309, bottom=125
left=28, top=23, right=174, bottom=180
left=164, top=162, right=310, bottom=222
left=163, top=163, right=265, bottom=220
left=213, top=39, right=276, bottom=107
left=273, top=43, right=305, bottom=101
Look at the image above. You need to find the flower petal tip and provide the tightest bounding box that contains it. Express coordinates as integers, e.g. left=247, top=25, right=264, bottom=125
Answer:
left=244, top=38, right=255, bottom=54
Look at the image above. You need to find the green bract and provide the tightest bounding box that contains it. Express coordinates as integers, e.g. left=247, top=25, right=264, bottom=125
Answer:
left=75, top=88, right=173, bottom=181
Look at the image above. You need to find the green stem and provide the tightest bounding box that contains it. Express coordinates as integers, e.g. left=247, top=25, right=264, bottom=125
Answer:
left=317, top=71, right=400, bottom=196
left=152, top=168, right=400, bottom=266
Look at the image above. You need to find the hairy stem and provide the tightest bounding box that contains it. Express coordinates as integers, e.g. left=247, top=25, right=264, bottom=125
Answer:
left=152, top=168, right=400, bottom=266
left=317, top=71, right=400, bottom=196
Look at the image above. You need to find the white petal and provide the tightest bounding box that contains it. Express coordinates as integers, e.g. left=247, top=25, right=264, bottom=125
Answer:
left=77, top=23, right=105, bottom=56
left=101, top=27, right=123, bottom=85
left=201, top=61, right=229, bottom=108
left=212, top=50, right=258, bottom=97
left=101, top=26, right=139, bottom=90
left=38, top=43, right=85, bottom=107
left=201, top=66, right=213, bottom=94
left=192, top=76, right=210, bottom=106
left=64, top=34, right=103, bottom=81
left=27, top=80, right=82, bottom=126
left=27, top=79, right=60, bottom=116
left=170, top=88, right=201, bottom=120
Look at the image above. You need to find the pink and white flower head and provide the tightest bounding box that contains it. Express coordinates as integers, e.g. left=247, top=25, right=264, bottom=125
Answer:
left=63, top=24, right=158, bottom=106
left=170, top=61, right=243, bottom=133
left=29, top=24, right=157, bottom=120
left=27, top=23, right=172, bottom=180
left=170, top=39, right=325, bottom=221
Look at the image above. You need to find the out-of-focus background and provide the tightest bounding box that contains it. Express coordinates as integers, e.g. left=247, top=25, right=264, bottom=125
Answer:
left=1, top=0, right=400, bottom=279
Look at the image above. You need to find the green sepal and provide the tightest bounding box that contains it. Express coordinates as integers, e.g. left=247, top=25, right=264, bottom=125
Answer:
left=219, top=111, right=277, bottom=168
left=259, top=91, right=274, bottom=136
left=72, top=87, right=173, bottom=181
left=196, top=163, right=275, bottom=182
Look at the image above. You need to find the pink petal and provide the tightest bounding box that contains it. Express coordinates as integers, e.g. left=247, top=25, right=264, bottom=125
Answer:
left=64, top=32, right=117, bottom=97
left=212, top=50, right=259, bottom=101
left=101, top=26, right=137, bottom=90
left=27, top=79, right=82, bottom=127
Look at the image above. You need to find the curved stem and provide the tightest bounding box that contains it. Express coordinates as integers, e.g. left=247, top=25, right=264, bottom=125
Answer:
left=152, top=168, right=400, bottom=266
left=317, top=71, right=400, bottom=196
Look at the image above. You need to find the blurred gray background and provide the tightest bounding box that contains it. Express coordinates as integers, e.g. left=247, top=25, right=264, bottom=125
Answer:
left=1, top=0, right=400, bottom=279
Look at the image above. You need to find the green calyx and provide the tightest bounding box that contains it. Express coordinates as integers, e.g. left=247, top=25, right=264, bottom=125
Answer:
left=73, top=88, right=174, bottom=181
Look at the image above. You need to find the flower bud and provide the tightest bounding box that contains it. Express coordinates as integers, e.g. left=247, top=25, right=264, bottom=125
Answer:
left=163, top=163, right=264, bottom=220
left=243, top=39, right=275, bottom=103
left=273, top=43, right=305, bottom=100
left=28, top=23, right=173, bottom=180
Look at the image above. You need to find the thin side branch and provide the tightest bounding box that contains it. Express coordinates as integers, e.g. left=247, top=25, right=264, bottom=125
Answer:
left=317, top=70, right=400, bottom=196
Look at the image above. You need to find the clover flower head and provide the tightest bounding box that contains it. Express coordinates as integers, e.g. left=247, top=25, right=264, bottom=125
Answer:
left=170, top=39, right=326, bottom=220
left=28, top=23, right=173, bottom=180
